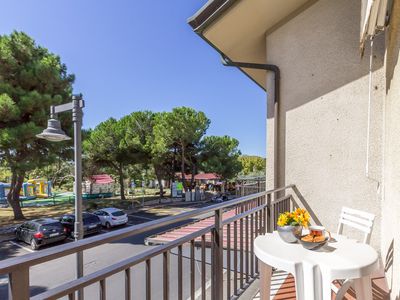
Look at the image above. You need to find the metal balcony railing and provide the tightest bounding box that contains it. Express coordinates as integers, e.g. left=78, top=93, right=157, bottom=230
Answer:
left=0, top=184, right=319, bottom=300
left=236, top=179, right=266, bottom=197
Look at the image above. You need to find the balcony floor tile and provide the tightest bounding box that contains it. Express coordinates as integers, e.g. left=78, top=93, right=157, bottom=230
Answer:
left=251, top=269, right=389, bottom=300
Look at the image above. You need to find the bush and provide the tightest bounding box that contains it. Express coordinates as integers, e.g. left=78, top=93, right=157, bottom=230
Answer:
left=86, top=201, right=98, bottom=211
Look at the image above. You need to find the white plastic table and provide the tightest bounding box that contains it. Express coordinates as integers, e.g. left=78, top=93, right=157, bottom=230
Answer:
left=254, top=232, right=379, bottom=300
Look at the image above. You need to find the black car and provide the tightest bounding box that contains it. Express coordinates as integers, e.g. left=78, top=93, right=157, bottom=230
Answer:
left=15, top=218, right=67, bottom=250
left=60, top=212, right=102, bottom=237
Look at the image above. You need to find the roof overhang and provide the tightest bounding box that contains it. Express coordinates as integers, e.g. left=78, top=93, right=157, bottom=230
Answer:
left=360, top=0, right=391, bottom=53
left=188, top=0, right=317, bottom=90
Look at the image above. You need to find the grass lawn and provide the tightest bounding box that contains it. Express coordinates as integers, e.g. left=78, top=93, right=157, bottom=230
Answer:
left=0, top=193, right=169, bottom=227
left=0, top=204, right=74, bottom=227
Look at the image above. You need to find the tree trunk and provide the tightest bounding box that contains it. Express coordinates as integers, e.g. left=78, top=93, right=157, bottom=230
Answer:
left=118, top=165, right=125, bottom=200
left=7, top=171, right=25, bottom=220
left=89, top=182, right=93, bottom=195
left=155, top=169, right=164, bottom=198
left=181, top=146, right=187, bottom=191
left=171, top=147, right=176, bottom=197
left=190, top=163, right=196, bottom=190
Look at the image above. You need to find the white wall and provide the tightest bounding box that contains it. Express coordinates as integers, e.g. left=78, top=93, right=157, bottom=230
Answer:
left=382, top=0, right=400, bottom=297
left=265, top=0, right=385, bottom=250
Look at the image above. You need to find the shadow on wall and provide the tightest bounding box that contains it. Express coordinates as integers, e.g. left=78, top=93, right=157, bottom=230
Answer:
left=266, top=0, right=386, bottom=120
left=265, top=0, right=386, bottom=189
left=386, top=0, right=400, bottom=91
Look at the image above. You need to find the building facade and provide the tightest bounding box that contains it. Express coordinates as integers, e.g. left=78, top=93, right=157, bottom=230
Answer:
left=189, top=0, right=400, bottom=297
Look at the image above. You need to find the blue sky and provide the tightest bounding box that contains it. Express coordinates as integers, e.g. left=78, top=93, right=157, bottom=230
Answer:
left=0, top=1, right=266, bottom=156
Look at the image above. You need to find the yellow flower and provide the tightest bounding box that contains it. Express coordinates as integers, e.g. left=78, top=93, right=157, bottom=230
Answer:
left=277, top=212, right=289, bottom=227
left=277, top=209, right=310, bottom=227
left=292, top=208, right=310, bottom=227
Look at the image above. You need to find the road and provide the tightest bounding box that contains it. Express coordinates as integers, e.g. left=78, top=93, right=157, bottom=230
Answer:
left=0, top=202, right=215, bottom=299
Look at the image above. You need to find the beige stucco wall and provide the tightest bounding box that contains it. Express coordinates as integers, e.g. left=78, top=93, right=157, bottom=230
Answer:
left=265, top=0, right=385, bottom=250
left=382, top=0, right=400, bottom=298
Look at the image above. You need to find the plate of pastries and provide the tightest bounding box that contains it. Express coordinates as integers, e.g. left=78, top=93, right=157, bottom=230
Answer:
left=298, top=233, right=329, bottom=250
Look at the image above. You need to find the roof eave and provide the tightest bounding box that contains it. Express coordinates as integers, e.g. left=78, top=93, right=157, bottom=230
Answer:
left=187, top=0, right=266, bottom=91
left=188, top=0, right=239, bottom=33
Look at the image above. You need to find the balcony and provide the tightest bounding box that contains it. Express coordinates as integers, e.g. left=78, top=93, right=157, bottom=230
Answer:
left=0, top=184, right=389, bottom=300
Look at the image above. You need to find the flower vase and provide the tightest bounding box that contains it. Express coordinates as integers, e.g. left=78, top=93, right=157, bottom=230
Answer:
left=277, top=225, right=302, bottom=243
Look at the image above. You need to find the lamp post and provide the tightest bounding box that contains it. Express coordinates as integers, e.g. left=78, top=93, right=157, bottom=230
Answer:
left=36, top=94, right=85, bottom=300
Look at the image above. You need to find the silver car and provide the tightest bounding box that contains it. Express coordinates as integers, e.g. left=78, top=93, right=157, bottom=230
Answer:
left=93, top=208, right=128, bottom=229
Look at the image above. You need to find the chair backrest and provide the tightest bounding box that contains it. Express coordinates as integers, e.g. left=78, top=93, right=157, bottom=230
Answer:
left=337, top=206, right=375, bottom=244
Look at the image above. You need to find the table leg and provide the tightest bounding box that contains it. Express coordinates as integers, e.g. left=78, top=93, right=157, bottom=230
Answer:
left=302, top=262, right=318, bottom=300
left=322, top=276, right=333, bottom=300
left=354, top=276, right=372, bottom=300
left=259, top=259, right=272, bottom=300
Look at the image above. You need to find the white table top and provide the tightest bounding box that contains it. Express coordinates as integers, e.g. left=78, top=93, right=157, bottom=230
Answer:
left=254, top=231, right=379, bottom=279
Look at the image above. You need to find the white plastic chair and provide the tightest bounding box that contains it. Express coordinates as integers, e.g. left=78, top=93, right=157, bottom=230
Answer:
left=332, top=206, right=376, bottom=299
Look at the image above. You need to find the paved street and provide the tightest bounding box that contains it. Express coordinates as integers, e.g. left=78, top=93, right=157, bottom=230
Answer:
left=0, top=202, right=216, bottom=299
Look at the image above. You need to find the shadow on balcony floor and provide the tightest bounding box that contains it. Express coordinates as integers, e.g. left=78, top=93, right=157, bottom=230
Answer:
left=245, top=269, right=390, bottom=300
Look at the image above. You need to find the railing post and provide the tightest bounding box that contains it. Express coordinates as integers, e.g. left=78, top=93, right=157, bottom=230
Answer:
left=212, top=208, right=223, bottom=300
left=163, top=251, right=170, bottom=300
left=8, top=268, right=29, bottom=300
left=266, top=194, right=272, bottom=233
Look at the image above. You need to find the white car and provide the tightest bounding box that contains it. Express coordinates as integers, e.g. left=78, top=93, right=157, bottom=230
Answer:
left=93, top=208, right=128, bottom=229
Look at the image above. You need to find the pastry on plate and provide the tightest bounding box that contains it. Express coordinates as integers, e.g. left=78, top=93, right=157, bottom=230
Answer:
left=301, top=234, right=314, bottom=242
left=313, top=235, right=326, bottom=243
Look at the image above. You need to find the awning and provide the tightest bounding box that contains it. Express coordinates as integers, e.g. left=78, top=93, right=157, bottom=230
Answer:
left=175, top=173, right=221, bottom=180
left=89, top=174, right=114, bottom=184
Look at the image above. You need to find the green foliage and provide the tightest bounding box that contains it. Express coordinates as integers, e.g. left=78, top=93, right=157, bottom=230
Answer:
left=154, top=107, right=210, bottom=150
left=0, top=31, right=74, bottom=219
left=200, top=135, right=242, bottom=180
left=153, top=107, right=210, bottom=189
left=84, top=118, right=128, bottom=169
left=29, top=158, right=74, bottom=188
left=238, top=155, right=266, bottom=176
left=0, top=166, right=11, bottom=182
left=84, top=107, right=243, bottom=194
left=151, top=112, right=170, bottom=159
left=0, top=93, right=19, bottom=122
left=120, top=110, right=154, bottom=162
left=84, top=112, right=154, bottom=199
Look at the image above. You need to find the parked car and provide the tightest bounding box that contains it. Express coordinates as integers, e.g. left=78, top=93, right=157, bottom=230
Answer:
left=60, top=212, right=102, bottom=237
left=211, top=192, right=229, bottom=203
left=15, top=218, right=67, bottom=250
left=93, top=208, right=128, bottom=229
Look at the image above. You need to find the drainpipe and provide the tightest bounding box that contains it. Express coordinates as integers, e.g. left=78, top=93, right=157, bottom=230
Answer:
left=366, top=38, right=373, bottom=179
left=221, top=56, right=281, bottom=190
